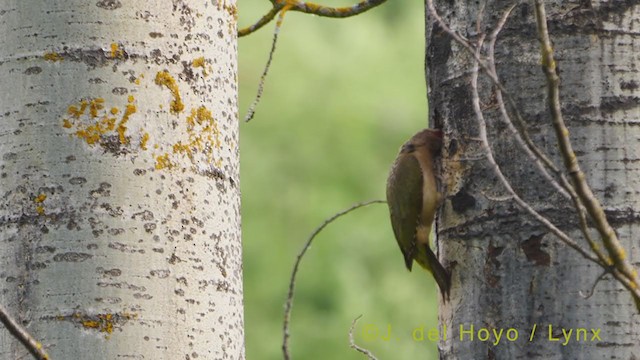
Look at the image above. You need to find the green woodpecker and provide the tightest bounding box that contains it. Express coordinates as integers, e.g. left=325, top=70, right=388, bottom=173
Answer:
left=386, top=128, right=451, bottom=299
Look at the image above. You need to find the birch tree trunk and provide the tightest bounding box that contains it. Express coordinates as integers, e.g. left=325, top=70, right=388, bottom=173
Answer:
left=428, top=1, right=640, bottom=358
left=0, top=1, right=244, bottom=359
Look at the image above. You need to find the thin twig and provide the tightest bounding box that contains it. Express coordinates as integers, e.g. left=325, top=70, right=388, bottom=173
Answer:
left=238, top=5, right=282, bottom=37
left=428, top=0, right=640, bottom=305
left=0, top=303, right=50, bottom=360
left=244, top=5, right=291, bottom=122
left=484, top=4, right=609, bottom=265
left=349, top=315, right=378, bottom=360
left=241, top=0, right=388, bottom=121
left=469, top=32, right=599, bottom=265
left=579, top=271, right=608, bottom=299
left=238, top=0, right=388, bottom=37
left=533, top=1, right=639, bottom=291
left=426, top=0, right=563, bottom=184
left=282, top=200, right=386, bottom=360
left=485, top=3, right=570, bottom=200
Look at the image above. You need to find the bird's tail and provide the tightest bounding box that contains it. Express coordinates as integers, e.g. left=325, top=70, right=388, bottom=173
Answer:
left=420, top=246, right=451, bottom=301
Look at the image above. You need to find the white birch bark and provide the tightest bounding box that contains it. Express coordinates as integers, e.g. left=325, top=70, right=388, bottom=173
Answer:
left=428, top=1, right=640, bottom=358
left=0, top=1, right=244, bottom=358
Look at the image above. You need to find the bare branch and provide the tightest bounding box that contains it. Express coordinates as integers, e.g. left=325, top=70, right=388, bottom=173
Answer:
left=241, top=0, right=388, bottom=121
left=428, top=0, right=596, bottom=262
left=484, top=4, right=610, bottom=266
left=238, top=0, right=387, bottom=37
left=238, top=5, right=282, bottom=38
left=426, top=0, right=565, bottom=188
left=485, top=4, right=571, bottom=199
left=282, top=200, right=386, bottom=360
left=469, top=32, right=600, bottom=265
left=243, top=5, right=291, bottom=122
left=533, top=1, right=640, bottom=294
left=579, top=271, right=609, bottom=299
left=0, top=303, right=50, bottom=360
left=349, top=315, right=379, bottom=360
left=428, top=0, right=640, bottom=306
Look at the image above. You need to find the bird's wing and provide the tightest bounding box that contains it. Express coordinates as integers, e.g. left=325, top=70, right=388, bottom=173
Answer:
left=386, top=154, right=423, bottom=270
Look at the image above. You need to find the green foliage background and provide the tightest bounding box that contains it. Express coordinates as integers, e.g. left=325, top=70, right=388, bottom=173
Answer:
left=238, top=1, right=439, bottom=359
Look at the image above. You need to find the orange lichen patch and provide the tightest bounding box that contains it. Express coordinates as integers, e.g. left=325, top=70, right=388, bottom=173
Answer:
left=34, top=194, right=47, bottom=203
left=140, top=132, right=149, bottom=150
left=192, top=57, right=208, bottom=76
left=192, top=57, right=205, bottom=67
left=154, top=71, right=184, bottom=114
left=155, top=153, right=173, bottom=170
left=53, top=311, right=137, bottom=336
left=117, top=103, right=137, bottom=144
left=172, top=142, right=193, bottom=160
left=171, top=105, right=222, bottom=167
left=67, top=100, right=89, bottom=119
left=80, top=313, right=112, bottom=332
left=63, top=97, right=140, bottom=149
left=90, top=98, right=105, bottom=118
left=74, top=117, right=117, bottom=145
left=82, top=320, right=100, bottom=329
left=43, top=52, right=63, bottom=62
left=110, top=43, right=124, bottom=59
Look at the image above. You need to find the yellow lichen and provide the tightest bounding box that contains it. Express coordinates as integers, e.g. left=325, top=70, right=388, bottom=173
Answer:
left=36, top=206, right=45, bottom=215
left=172, top=141, right=193, bottom=160
left=67, top=100, right=89, bottom=119
left=174, top=105, right=222, bottom=167
left=193, top=57, right=205, bottom=67
left=81, top=313, right=114, bottom=333
left=619, top=249, right=627, bottom=260
left=74, top=116, right=116, bottom=145
left=140, top=132, right=149, bottom=150
left=43, top=52, right=63, bottom=62
left=117, top=103, right=137, bottom=144
left=154, top=71, right=184, bottom=114
left=110, top=43, right=124, bottom=59
left=127, top=95, right=135, bottom=103
left=192, top=57, right=208, bottom=76
left=155, top=153, right=173, bottom=170
left=90, top=98, right=105, bottom=118
left=57, top=311, right=135, bottom=339
left=82, top=320, right=100, bottom=329
left=63, top=96, right=137, bottom=148
left=34, top=194, right=47, bottom=203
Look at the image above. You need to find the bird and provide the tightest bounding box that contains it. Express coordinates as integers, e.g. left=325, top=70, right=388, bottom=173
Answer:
left=386, top=128, right=451, bottom=299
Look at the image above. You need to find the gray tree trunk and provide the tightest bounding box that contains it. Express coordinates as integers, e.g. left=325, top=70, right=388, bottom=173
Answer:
left=0, top=1, right=244, bottom=359
left=428, top=1, right=640, bottom=358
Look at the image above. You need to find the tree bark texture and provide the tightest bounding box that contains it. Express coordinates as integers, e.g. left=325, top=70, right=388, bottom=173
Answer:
left=428, top=1, right=640, bottom=358
left=0, top=1, right=244, bottom=358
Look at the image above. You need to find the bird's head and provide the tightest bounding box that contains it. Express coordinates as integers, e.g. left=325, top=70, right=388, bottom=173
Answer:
left=400, top=128, right=443, bottom=155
